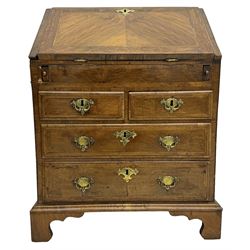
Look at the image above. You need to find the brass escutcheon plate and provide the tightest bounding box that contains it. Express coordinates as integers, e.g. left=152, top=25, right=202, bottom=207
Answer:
left=118, top=167, right=139, bottom=182
left=116, top=8, right=135, bottom=16
left=71, top=98, right=94, bottom=115
left=114, top=130, right=137, bottom=146
left=160, top=97, right=183, bottom=113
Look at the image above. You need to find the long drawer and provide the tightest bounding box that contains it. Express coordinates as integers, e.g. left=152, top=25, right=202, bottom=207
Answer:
left=39, top=91, right=124, bottom=120
left=129, top=91, right=213, bottom=120
left=43, top=161, right=210, bottom=203
left=46, top=63, right=208, bottom=84
left=41, top=123, right=211, bottom=159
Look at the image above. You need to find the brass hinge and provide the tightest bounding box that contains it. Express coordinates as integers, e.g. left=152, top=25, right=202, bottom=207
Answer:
left=38, top=65, right=49, bottom=83
left=203, top=65, right=211, bottom=81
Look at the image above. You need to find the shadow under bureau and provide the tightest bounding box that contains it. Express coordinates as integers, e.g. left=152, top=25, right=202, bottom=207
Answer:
left=29, top=7, right=222, bottom=241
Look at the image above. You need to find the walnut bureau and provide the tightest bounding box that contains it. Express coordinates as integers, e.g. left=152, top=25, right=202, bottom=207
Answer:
left=29, top=7, right=222, bottom=241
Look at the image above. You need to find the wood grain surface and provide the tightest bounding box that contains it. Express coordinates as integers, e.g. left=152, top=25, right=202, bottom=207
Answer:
left=43, top=161, right=210, bottom=203
left=30, top=201, right=222, bottom=241
left=30, top=7, right=221, bottom=60
left=39, top=91, right=124, bottom=120
left=47, top=63, right=206, bottom=83
left=129, top=91, right=213, bottom=120
left=41, top=123, right=211, bottom=159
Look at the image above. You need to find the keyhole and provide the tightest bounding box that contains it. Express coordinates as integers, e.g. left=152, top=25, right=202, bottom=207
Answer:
left=170, top=100, right=173, bottom=106
left=123, top=132, right=127, bottom=137
left=81, top=100, right=84, bottom=106
left=125, top=169, right=129, bottom=175
left=124, top=9, right=127, bottom=13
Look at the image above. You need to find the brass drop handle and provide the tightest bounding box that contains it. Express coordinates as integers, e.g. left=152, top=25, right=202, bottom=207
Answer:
left=74, top=135, right=95, bottom=151
left=74, top=176, right=93, bottom=192
left=159, top=136, right=179, bottom=151
left=157, top=176, right=177, bottom=191
left=71, top=98, right=94, bottom=115
left=160, top=97, right=183, bottom=113
left=118, top=167, right=139, bottom=182
left=114, top=130, right=137, bottom=146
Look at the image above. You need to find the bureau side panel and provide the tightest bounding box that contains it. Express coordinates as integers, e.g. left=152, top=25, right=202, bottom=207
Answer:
left=31, top=80, right=43, bottom=202
left=208, top=60, right=221, bottom=199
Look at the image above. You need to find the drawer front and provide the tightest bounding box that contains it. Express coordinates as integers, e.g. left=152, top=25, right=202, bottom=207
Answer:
left=39, top=91, right=124, bottom=120
left=43, top=161, right=209, bottom=202
left=41, top=123, right=211, bottom=159
left=47, top=63, right=207, bottom=84
left=129, top=91, right=213, bottom=120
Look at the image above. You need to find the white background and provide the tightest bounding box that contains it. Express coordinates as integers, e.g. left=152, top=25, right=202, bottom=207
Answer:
left=0, top=0, right=249, bottom=249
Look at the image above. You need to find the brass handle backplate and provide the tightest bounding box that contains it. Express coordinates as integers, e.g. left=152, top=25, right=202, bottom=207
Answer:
left=157, top=176, right=177, bottom=191
left=74, top=176, right=93, bottom=192
left=71, top=98, right=94, bottom=115
left=114, top=130, right=137, bottom=146
left=159, top=136, right=179, bottom=151
left=160, top=97, right=183, bottom=113
left=74, top=135, right=95, bottom=151
left=118, top=167, right=139, bottom=182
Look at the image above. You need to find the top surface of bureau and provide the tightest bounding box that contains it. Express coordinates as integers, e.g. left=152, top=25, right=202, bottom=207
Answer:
left=29, top=7, right=221, bottom=61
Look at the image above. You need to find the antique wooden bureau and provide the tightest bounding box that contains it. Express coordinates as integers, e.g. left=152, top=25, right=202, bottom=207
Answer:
left=29, top=7, right=222, bottom=241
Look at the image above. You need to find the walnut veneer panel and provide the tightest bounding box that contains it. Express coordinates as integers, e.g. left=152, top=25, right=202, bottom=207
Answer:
left=48, top=63, right=205, bottom=83
left=30, top=7, right=220, bottom=60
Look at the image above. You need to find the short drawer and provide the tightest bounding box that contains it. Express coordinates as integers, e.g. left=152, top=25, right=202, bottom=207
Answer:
left=43, top=161, right=210, bottom=203
left=41, top=123, right=211, bottom=159
left=129, top=91, right=213, bottom=120
left=39, top=91, right=124, bottom=120
left=46, top=63, right=208, bottom=84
